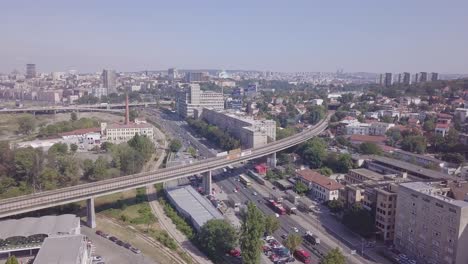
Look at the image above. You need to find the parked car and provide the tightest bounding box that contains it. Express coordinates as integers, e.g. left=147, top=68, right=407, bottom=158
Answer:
left=95, top=230, right=104, bottom=236
left=228, top=249, right=241, bottom=257
left=130, top=247, right=141, bottom=254
left=109, top=236, right=118, bottom=242
left=124, top=243, right=132, bottom=249
left=116, top=240, right=124, bottom=246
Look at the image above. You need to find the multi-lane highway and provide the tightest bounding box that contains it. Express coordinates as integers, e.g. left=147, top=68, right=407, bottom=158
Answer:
left=0, top=113, right=329, bottom=219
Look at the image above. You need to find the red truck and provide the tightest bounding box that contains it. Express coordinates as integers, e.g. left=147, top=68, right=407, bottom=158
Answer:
left=268, top=200, right=286, bottom=215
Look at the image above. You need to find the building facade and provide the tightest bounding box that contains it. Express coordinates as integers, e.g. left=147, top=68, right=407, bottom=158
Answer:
left=394, top=182, right=468, bottom=264
left=201, top=108, right=276, bottom=149
left=102, top=69, right=117, bottom=94
left=296, top=169, right=343, bottom=201
left=176, top=84, right=224, bottom=118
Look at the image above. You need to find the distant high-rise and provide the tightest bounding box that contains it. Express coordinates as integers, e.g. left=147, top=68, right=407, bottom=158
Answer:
left=384, top=73, right=392, bottom=87
left=26, top=64, right=36, bottom=79
left=379, top=74, right=384, bottom=85
left=168, top=68, right=178, bottom=81
left=414, top=73, right=419, bottom=84
left=419, top=72, right=428, bottom=82
left=185, top=72, right=206, bottom=83
left=403, top=72, right=411, bottom=85
left=397, top=73, right=402, bottom=84
left=431, top=72, right=439, bottom=81
left=102, top=69, right=117, bottom=94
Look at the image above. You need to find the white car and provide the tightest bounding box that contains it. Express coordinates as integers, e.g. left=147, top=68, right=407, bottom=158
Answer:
left=275, top=213, right=280, bottom=218
left=253, top=191, right=258, bottom=196
left=92, top=256, right=103, bottom=261
left=292, top=227, right=299, bottom=233
left=265, top=236, right=275, bottom=241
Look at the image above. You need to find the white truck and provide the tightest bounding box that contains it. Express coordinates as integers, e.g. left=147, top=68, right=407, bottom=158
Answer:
left=285, top=190, right=300, bottom=204
left=282, top=200, right=298, bottom=214
left=297, top=198, right=315, bottom=212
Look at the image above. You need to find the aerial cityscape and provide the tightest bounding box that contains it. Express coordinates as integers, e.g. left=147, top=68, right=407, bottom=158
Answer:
left=1, top=1, right=468, bottom=264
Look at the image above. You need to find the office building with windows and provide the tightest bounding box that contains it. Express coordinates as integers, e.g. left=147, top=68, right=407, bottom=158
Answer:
left=394, top=181, right=468, bottom=264
left=176, top=84, right=224, bottom=118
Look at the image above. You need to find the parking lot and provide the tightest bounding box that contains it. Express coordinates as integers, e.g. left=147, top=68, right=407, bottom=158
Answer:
left=82, top=226, right=156, bottom=264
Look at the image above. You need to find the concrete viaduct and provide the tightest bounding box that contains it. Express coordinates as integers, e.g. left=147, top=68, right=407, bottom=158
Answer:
left=0, top=115, right=329, bottom=228
left=0, top=101, right=173, bottom=115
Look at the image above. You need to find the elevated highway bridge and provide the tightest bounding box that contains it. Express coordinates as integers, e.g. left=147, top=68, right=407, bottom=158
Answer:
left=0, top=115, right=329, bottom=227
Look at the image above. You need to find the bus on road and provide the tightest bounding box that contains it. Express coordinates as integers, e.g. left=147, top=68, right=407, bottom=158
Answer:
left=239, top=174, right=252, bottom=187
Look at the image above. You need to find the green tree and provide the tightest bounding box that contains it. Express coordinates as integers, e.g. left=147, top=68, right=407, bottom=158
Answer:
left=303, top=105, right=325, bottom=125
left=322, top=248, right=346, bottom=264
left=327, top=199, right=344, bottom=213
left=295, top=181, right=308, bottom=195
left=100, top=142, right=114, bottom=152
left=129, top=109, right=139, bottom=122
left=283, top=234, right=303, bottom=252
left=93, top=156, right=109, bottom=180
left=198, top=219, right=238, bottom=261
left=359, top=142, right=382, bottom=155
left=187, top=146, right=197, bottom=158
left=17, top=115, right=36, bottom=135
left=14, top=147, right=43, bottom=189
left=38, top=167, right=59, bottom=190
left=401, top=135, right=427, bottom=154
left=319, top=167, right=333, bottom=177
left=300, top=138, right=327, bottom=168
left=49, top=143, right=68, bottom=155
left=70, top=112, right=78, bottom=121
left=169, top=139, right=182, bottom=153
left=264, top=215, right=280, bottom=235
left=338, top=93, right=354, bottom=104
left=70, top=143, right=78, bottom=153
left=422, top=120, right=435, bottom=132
left=5, top=255, right=19, bottom=264
left=240, top=202, right=265, bottom=264
left=128, top=133, right=154, bottom=161
left=326, top=153, right=353, bottom=173
left=441, top=153, right=465, bottom=164
left=56, top=156, right=80, bottom=186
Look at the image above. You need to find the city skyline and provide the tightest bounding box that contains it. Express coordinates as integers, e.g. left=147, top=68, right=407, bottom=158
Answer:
left=2, top=0, right=468, bottom=73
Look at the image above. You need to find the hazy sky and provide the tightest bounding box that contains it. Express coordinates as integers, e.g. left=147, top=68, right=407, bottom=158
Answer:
left=2, top=0, right=468, bottom=73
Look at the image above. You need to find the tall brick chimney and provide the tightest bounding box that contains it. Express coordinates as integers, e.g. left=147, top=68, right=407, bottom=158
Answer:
left=125, top=93, right=130, bottom=125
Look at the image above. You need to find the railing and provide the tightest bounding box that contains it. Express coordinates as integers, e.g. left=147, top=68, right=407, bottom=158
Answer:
left=0, top=115, right=329, bottom=218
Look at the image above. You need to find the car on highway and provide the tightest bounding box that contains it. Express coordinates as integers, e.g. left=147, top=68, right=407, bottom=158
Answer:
left=233, top=188, right=238, bottom=193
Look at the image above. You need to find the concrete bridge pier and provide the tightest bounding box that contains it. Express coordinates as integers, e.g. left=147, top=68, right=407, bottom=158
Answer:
left=202, top=171, right=212, bottom=195
left=267, top=152, right=277, bottom=168
left=86, top=197, right=96, bottom=228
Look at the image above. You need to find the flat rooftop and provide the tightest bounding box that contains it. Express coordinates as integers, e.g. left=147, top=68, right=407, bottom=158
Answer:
left=350, top=168, right=385, bottom=181
left=166, top=186, right=223, bottom=229
left=400, top=182, right=468, bottom=208
left=33, top=235, right=86, bottom=264
left=369, top=155, right=456, bottom=181
left=0, top=214, right=79, bottom=239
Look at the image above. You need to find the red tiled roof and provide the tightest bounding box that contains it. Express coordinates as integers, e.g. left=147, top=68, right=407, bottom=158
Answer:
left=348, top=134, right=386, bottom=144
left=59, top=127, right=100, bottom=137
left=296, top=169, right=343, bottom=190
left=435, top=123, right=450, bottom=129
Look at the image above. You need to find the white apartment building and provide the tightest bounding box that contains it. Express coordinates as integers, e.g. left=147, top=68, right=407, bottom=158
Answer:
left=346, top=122, right=394, bottom=136
left=201, top=108, right=276, bottom=148
left=394, top=182, right=468, bottom=264
left=101, top=121, right=153, bottom=144
left=296, top=169, right=343, bottom=201
left=176, top=84, right=224, bottom=118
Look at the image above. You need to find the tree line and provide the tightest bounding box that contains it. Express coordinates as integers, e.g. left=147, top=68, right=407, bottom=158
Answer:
left=0, top=134, right=154, bottom=199
left=186, top=117, right=240, bottom=151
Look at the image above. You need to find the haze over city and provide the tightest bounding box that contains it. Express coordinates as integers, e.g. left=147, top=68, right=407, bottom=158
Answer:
left=2, top=0, right=468, bottom=73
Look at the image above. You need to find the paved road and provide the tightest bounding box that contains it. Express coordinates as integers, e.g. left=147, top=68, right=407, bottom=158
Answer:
left=81, top=225, right=156, bottom=264
left=145, top=108, right=216, bottom=158
left=212, top=169, right=331, bottom=263
left=212, top=167, right=369, bottom=264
